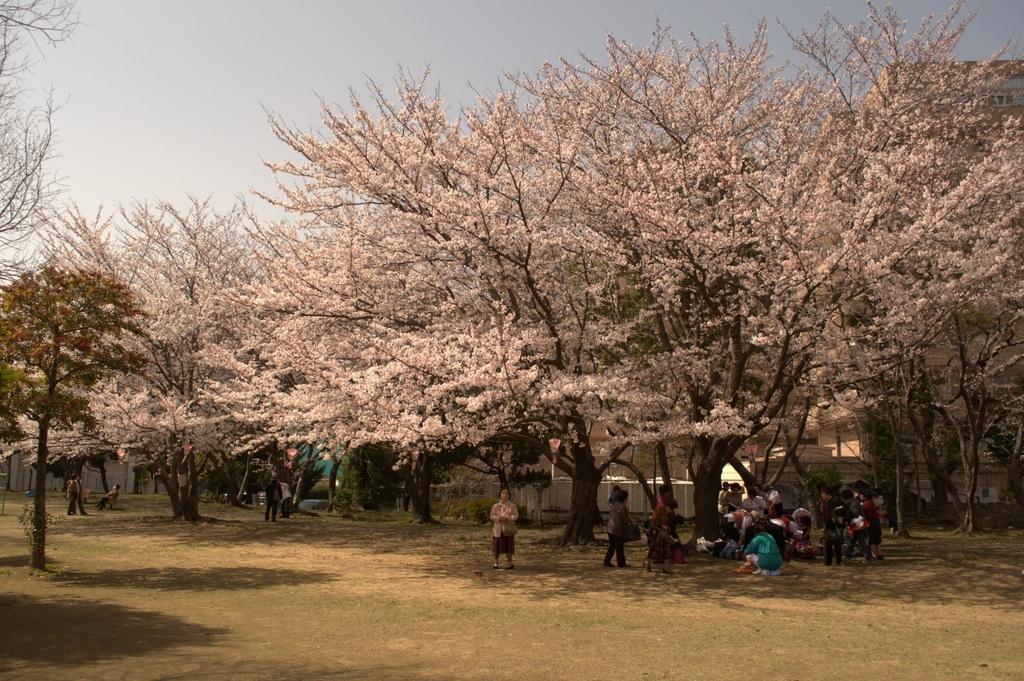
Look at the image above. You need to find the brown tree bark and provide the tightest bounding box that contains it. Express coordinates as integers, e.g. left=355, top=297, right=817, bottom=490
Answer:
left=884, top=402, right=912, bottom=539
left=407, top=456, right=435, bottom=523
left=236, top=454, right=253, bottom=504
left=693, top=457, right=725, bottom=541
left=560, top=440, right=601, bottom=545
left=618, top=458, right=656, bottom=507
left=327, top=456, right=342, bottom=509
left=654, top=441, right=671, bottom=488
left=156, top=447, right=202, bottom=521
left=1007, top=422, right=1023, bottom=506
left=30, top=417, right=50, bottom=570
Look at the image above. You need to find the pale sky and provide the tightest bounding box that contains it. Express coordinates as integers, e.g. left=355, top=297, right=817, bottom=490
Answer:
left=21, top=0, right=1024, bottom=221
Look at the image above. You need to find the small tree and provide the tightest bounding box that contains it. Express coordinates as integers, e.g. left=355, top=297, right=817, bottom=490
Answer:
left=0, top=266, right=142, bottom=569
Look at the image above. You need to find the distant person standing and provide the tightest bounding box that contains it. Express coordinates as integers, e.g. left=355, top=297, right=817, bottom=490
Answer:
left=489, top=488, right=519, bottom=569
left=607, top=483, right=622, bottom=509
left=656, top=483, right=673, bottom=509
left=821, top=485, right=846, bottom=567
left=264, top=476, right=282, bottom=522
left=718, top=481, right=731, bottom=514
left=842, top=488, right=870, bottom=562
left=860, top=488, right=883, bottom=560
left=280, top=480, right=292, bottom=518
left=65, top=475, right=80, bottom=515
left=604, top=489, right=630, bottom=568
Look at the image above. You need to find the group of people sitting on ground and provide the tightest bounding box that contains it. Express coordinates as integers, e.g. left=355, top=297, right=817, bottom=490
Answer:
left=700, top=480, right=886, bottom=576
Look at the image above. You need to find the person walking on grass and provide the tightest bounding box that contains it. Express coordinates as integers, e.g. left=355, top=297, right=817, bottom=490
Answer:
left=264, top=476, right=282, bottom=522
left=604, top=488, right=630, bottom=568
left=489, top=488, right=519, bottom=569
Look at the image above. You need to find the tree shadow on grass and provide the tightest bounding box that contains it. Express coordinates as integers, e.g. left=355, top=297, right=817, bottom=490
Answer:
left=158, top=661, right=452, bottom=681
left=0, top=554, right=29, bottom=567
left=46, top=510, right=1024, bottom=610
left=49, top=565, right=337, bottom=591
left=0, top=595, right=226, bottom=673
left=381, top=530, right=1024, bottom=612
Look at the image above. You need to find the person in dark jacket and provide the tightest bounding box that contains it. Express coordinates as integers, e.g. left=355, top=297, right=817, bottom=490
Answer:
left=860, top=489, right=884, bottom=559
left=821, top=484, right=846, bottom=566
left=604, top=489, right=630, bottom=567
left=264, top=476, right=282, bottom=522
left=842, top=488, right=871, bottom=562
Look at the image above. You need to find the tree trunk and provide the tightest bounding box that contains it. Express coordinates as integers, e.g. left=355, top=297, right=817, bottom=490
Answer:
left=236, top=454, right=253, bottom=504
left=619, top=459, right=656, bottom=507
left=560, top=440, right=601, bottom=545
left=408, top=456, right=435, bottom=523
left=292, top=467, right=306, bottom=507
left=655, top=441, right=671, bottom=487
left=214, top=453, right=242, bottom=507
left=895, top=440, right=910, bottom=538
left=922, top=449, right=965, bottom=517
left=182, top=451, right=202, bottom=521
left=728, top=455, right=761, bottom=487
left=929, top=469, right=950, bottom=513
left=692, top=457, right=723, bottom=542
left=158, top=449, right=202, bottom=521
left=96, top=459, right=110, bottom=494
left=30, top=419, right=50, bottom=570
left=958, top=435, right=981, bottom=534
left=1006, top=422, right=1023, bottom=506
left=327, top=456, right=342, bottom=510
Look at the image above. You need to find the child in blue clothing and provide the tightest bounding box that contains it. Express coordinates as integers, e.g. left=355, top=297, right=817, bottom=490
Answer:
left=737, top=519, right=784, bottom=576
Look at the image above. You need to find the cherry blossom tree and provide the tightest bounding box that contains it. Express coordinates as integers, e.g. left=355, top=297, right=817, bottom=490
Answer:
left=257, top=75, right=630, bottom=540
left=799, top=4, right=1024, bottom=534
left=252, top=4, right=1023, bottom=543
left=580, top=4, right=1023, bottom=540
left=47, top=198, right=257, bottom=520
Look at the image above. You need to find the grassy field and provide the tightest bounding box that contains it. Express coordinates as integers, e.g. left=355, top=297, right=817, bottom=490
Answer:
left=0, top=492, right=1022, bottom=681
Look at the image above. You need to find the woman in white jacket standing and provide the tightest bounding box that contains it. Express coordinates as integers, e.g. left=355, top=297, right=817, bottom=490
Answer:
left=489, top=488, right=519, bottom=569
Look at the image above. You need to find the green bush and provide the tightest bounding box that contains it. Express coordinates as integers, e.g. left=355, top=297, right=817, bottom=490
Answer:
left=443, top=496, right=504, bottom=524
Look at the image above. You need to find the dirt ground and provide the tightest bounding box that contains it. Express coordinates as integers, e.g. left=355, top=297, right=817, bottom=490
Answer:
left=0, top=493, right=1022, bottom=681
